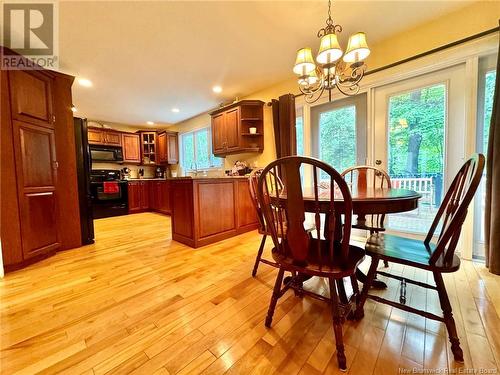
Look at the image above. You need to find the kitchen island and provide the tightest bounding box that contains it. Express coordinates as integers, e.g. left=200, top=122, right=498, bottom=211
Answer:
left=170, top=176, right=259, bottom=248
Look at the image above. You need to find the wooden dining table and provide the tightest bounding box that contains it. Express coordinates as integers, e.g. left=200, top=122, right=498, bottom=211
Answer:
left=277, top=186, right=421, bottom=290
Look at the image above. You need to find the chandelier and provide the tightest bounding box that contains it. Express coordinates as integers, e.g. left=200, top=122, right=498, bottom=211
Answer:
left=293, top=0, right=370, bottom=103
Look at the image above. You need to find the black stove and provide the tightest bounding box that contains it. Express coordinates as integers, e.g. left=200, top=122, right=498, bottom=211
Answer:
left=90, top=169, right=128, bottom=218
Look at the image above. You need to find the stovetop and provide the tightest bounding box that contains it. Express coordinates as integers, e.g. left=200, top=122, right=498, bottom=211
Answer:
left=90, top=169, right=122, bottom=182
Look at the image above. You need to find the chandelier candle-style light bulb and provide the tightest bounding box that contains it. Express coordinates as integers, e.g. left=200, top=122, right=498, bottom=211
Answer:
left=292, top=0, right=370, bottom=103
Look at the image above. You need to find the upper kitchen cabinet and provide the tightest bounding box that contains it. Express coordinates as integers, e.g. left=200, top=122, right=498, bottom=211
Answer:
left=158, top=131, right=179, bottom=165
left=88, top=127, right=122, bottom=146
left=121, top=133, right=141, bottom=163
left=9, top=70, right=54, bottom=128
left=209, top=100, right=264, bottom=156
left=138, top=131, right=157, bottom=165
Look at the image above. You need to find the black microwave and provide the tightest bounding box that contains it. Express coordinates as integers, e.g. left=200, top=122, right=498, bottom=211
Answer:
left=90, top=145, right=124, bottom=162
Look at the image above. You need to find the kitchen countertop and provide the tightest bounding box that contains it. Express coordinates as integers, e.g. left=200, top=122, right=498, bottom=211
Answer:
left=169, top=175, right=250, bottom=180
left=125, top=176, right=250, bottom=181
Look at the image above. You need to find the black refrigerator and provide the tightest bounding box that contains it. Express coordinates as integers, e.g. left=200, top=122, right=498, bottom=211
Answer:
left=74, top=117, right=95, bottom=244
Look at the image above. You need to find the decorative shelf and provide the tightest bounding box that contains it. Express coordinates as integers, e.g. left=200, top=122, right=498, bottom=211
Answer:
left=241, top=117, right=260, bottom=121
left=242, top=133, right=263, bottom=136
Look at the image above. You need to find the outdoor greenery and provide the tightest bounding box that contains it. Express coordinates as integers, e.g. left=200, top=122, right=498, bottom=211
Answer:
left=483, top=70, right=496, bottom=152
left=388, top=83, right=446, bottom=176
left=319, top=105, right=357, bottom=173
left=181, top=128, right=222, bottom=171
left=296, top=116, right=304, bottom=155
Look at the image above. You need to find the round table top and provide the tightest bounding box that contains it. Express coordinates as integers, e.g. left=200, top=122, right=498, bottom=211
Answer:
left=281, top=187, right=421, bottom=215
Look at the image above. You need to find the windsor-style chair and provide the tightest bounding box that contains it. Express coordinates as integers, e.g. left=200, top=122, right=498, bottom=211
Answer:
left=257, top=156, right=365, bottom=371
left=248, top=168, right=282, bottom=276
left=249, top=168, right=315, bottom=277
left=354, top=154, right=485, bottom=362
left=341, top=165, right=392, bottom=268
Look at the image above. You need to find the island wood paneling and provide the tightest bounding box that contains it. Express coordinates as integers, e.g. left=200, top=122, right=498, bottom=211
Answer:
left=197, top=181, right=236, bottom=238
left=171, top=177, right=258, bottom=248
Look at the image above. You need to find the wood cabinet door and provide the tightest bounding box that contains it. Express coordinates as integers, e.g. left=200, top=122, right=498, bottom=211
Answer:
left=104, top=131, right=121, bottom=146
left=236, top=180, right=258, bottom=229
left=224, top=107, right=240, bottom=150
left=163, top=181, right=171, bottom=214
left=211, top=113, right=226, bottom=153
left=88, top=128, right=104, bottom=144
left=167, top=133, right=178, bottom=164
left=150, top=181, right=159, bottom=210
left=157, top=132, right=167, bottom=164
left=12, top=121, right=60, bottom=259
left=140, top=181, right=149, bottom=209
left=197, top=181, right=236, bottom=238
left=122, top=133, right=140, bottom=163
left=9, top=70, right=54, bottom=128
left=128, top=182, right=141, bottom=213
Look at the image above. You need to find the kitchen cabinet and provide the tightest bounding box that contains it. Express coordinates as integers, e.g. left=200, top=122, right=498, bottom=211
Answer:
left=128, top=181, right=141, bottom=213
left=122, top=133, right=141, bottom=163
left=210, top=100, right=264, bottom=156
left=170, top=177, right=258, bottom=248
left=128, top=180, right=170, bottom=214
left=1, top=47, right=81, bottom=272
left=158, top=131, right=179, bottom=165
left=128, top=181, right=149, bottom=213
left=149, top=180, right=171, bottom=214
left=166, top=132, right=179, bottom=164
left=157, top=132, right=167, bottom=164
left=88, top=128, right=104, bottom=144
left=138, top=131, right=157, bottom=165
left=88, top=127, right=122, bottom=146
left=9, top=69, right=54, bottom=128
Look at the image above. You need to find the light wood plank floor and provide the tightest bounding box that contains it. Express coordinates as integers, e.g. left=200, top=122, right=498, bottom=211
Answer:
left=1, top=213, right=499, bottom=375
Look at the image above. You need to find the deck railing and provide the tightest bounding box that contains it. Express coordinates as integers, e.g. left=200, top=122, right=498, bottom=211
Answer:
left=392, top=177, right=434, bottom=207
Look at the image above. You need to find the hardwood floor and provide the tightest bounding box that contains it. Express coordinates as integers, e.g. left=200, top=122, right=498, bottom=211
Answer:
left=1, top=212, right=499, bottom=374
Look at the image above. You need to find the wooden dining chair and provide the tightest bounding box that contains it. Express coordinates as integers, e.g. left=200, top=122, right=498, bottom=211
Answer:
left=248, top=168, right=281, bottom=276
left=257, top=156, right=365, bottom=371
left=354, top=154, right=485, bottom=362
left=341, top=165, right=392, bottom=267
left=249, top=168, right=316, bottom=277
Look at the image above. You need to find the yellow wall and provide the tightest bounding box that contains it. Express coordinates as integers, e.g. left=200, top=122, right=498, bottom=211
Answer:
left=167, top=1, right=500, bottom=174
left=366, top=1, right=500, bottom=70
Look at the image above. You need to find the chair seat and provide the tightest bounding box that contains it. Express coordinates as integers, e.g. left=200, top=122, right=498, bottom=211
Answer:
left=365, top=233, right=461, bottom=272
left=272, top=239, right=365, bottom=278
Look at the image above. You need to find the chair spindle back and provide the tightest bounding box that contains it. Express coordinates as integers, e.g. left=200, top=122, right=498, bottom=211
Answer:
left=341, top=166, right=392, bottom=231
left=427, top=154, right=485, bottom=265
left=257, top=156, right=353, bottom=266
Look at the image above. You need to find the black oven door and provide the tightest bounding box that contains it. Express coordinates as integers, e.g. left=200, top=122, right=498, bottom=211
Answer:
left=90, top=181, right=128, bottom=218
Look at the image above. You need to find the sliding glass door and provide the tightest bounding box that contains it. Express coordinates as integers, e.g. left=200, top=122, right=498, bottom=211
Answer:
left=373, top=64, right=466, bottom=235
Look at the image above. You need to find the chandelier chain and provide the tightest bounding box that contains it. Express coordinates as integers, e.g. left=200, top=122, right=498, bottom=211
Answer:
left=326, top=0, right=332, bottom=26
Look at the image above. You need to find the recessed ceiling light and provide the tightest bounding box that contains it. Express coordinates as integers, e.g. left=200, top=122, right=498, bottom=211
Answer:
left=146, top=121, right=154, bottom=125
left=77, top=78, right=93, bottom=87
left=71, top=105, right=77, bottom=112
left=171, top=108, right=180, bottom=113
left=212, top=85, right=222, bottom=93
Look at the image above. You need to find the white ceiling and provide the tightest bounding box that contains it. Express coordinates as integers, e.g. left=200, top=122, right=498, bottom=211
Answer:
left=59, top=1, right=473, bottom=125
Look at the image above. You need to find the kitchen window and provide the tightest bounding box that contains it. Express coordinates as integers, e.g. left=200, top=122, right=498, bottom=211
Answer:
left=180, top=127, right=223, bottom=172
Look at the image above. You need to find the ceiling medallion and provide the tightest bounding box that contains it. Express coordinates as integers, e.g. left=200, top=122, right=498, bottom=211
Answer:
left=293, top=0, right=371, bottom=103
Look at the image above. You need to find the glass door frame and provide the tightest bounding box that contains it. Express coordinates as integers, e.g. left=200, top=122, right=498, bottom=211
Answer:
left=473, top=53, right=498, bottom=259
left=372, top=63, right=467, bottom=241
left=310, top=93, right=368, bottom=167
